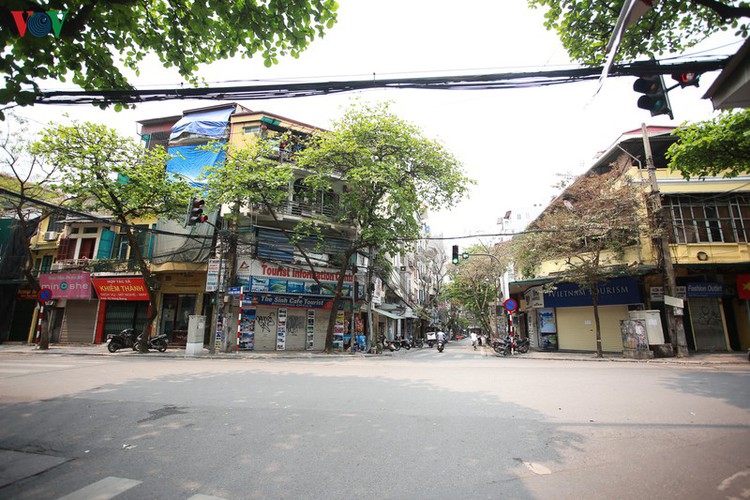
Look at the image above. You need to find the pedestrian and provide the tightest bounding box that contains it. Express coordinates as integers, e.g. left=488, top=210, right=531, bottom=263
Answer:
left=470, top=331, right=478, bottom=350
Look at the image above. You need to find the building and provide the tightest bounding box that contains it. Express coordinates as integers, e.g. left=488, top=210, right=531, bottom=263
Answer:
left=510, top=126, right=750, bottom=354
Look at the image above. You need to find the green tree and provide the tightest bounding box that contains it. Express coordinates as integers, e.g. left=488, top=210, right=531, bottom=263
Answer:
left=31, top=121, right=196, bottom=352
left=513, top=164, right=646, bottom=357
left=528, top=0, right=750, bottom=65
left=444, top=242, right=509, bottom=340
left=0, top=1, right=339, bottom=114
left=0, top=114, right=60, bottom=349
left=666, top=109, right=750, bottom=178
left=296, top=101, right=473, bottom=352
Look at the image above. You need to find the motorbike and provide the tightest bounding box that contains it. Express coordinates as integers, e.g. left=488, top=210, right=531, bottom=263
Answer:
left=378, top=335, right=397, bottom=352
left=410, top=337, right=424, bottom=348
left=106, top=328, right=138, bottom=353
left=437, top=338, right=445, bottom=353
left=134, top=332, right=169, bottom=352
left=492, top=336, right=530, bottom=356
left=395, top=337, right=411, bottom=350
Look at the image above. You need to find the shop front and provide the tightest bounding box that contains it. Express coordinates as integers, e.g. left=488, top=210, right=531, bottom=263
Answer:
left=157, top=272, right=206, bottom=346
left=91, top=276, right=150, bottom=343
left=234, top=258, right=356, bottom=351
left=524, top=278, right=642, bottom=353
left=39, top=272, right=97, bottom=343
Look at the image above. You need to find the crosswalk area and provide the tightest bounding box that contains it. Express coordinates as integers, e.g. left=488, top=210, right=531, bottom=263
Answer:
left=57, top=476, right=227, bottom=500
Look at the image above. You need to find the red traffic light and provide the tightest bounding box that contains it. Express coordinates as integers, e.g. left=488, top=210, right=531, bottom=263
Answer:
left=671, top=72, right=700, bottom=88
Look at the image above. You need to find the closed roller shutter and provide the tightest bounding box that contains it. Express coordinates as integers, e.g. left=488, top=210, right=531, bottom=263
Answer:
left=284, top=309, right=307, bottom=350
left=253, top=307, right=276, bottom=351
left=556, top=305, right=628, bottom=352
left=60, top=300, right=98, bottom=343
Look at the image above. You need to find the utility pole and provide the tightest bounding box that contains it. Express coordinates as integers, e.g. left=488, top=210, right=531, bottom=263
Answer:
left=641, top=123, right=689, bottom=357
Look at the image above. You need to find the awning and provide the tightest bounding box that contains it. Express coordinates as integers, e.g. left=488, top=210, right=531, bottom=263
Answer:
left=373, top=308, right=403, bottom=320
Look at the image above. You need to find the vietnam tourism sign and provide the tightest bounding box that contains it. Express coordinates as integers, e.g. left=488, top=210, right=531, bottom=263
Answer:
left=39, top=272, right=92, bottom=299
left=543, top=278, right=641, bottom=308
left=91, top=277, right=149, bottom=301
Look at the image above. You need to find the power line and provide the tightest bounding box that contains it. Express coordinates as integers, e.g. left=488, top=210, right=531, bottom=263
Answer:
left=33, top=58, right=730, bottom=106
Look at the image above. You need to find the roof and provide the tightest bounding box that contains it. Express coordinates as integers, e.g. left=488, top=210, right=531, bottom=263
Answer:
left=703, top=36, right=750, bottom=109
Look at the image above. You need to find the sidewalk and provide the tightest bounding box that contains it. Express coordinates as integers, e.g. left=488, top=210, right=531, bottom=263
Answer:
left=0, top=342, right=748, bottom=365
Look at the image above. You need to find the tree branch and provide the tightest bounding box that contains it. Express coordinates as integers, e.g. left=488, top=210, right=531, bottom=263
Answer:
left=692, top=0, right=750, bottom=19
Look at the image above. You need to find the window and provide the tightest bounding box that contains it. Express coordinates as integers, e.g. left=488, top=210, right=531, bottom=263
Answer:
left=40, top=255, right=53, bottom=273
left=666, top=194, right=750, bottom=244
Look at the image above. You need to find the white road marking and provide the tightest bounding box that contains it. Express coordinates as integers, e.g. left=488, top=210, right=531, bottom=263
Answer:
left=57, top=476, right=141, bottom=500
left=188, top=495, right=229, bottom=500
left=523, top=461, right=552, bottom=475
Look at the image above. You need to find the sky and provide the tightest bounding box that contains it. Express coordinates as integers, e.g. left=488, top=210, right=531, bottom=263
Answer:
left=11, top=0, right=742, bottom=251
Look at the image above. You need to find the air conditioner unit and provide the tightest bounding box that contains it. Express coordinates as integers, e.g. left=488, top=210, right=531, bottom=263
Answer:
left=43, top=231, right=58, bottom=241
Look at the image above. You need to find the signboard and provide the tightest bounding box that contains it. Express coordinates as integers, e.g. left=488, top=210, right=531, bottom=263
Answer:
left=245, top=293, right=334, bottom=309
left=236, top=258, right=354, bottom=288
left=664, top=295, right=684, bottom=308
left=226, top=286, right=243, bottom=296
left=206, top=259, right=224, bottom=293
left=39, top=272, right=92, bottom=299
left=650, top=286, right=664, bottom=302
left=91, top=277, right=149, bottom=301
left=524, top=286, right=544, bottom=309
left=686, top=282, right=723, bottom=298
left=543, top=278, right=641, bottom=308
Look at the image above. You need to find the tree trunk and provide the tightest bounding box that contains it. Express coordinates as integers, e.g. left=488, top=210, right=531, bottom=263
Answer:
left=125, top=227, right=157, bottom=353
left=591, top=285, right=603, bottom=358
left=324, top=249, right=355, bottom=353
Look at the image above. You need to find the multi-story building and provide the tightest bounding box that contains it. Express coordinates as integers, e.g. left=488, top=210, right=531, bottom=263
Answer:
left=510, top=126, right=750, bottom=354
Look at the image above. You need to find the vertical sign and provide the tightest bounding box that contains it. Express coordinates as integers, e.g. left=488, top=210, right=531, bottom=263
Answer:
left=276, top=308, right=287, bottom=350
left=306, top=310, right=315, bottom=351
left=239, top=307, right=256, bottom=350
left=206, top=259, right=221, bottom=292
left=333, top=311, right=345, bottom=350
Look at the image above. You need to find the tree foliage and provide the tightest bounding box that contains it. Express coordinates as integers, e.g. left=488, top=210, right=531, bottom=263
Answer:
left=528, top=0, right=750, bottom=65
left=30, top=121, right=196, bottom=350
left=666, top=109, right=750, bottom=179
left=513, top=164, right=646, bottom=356
left=0, top=0, right=339, bottom=113
left=296, top=101, right=473, bottom=351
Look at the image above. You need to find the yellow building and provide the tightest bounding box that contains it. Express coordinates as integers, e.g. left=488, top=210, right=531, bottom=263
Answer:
left=511, top=126, right=750, bottom=354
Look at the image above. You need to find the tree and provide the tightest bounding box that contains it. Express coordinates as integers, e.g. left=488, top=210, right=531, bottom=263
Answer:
left=30, top=121, right=196, bottom=352
left=513, top=163, right=646, bottom=357
left=296, top=101, right=473, bottom=352
left=528, top=0, right=750, bottom=65
left=0, top=1, right=339, bottom=115
left=444, top=242, right=510, bottom=340
left=666, top=109, right=750, bottom=178
left=0, top=114, right=59, bottom=348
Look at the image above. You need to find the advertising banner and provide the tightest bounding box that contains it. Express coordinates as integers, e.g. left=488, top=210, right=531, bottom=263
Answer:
left=39, top=272, right=92, bottom=299
left=236, top=258, right=354, bottom=297
left=543, top=278, right=641, bottom=308
left=91, top=277, right=149, bottom=301
left=245, top=293, right=334, bottom=309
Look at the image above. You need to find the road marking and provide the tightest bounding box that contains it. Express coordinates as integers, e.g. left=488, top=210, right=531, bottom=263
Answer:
left=188, top=495, right=228, bottom=500
left=57, top=476, right=141, bottom=500
left=523, top=461, right=552, bottom=475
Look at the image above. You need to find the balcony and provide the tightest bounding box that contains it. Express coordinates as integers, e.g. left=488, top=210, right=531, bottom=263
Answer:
left=256, top=199, right=341, bottom=220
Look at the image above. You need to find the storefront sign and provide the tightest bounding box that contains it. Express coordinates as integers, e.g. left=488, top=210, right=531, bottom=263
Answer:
left=91, top=277, right=149, bottom=301
left=524, top=286, right=544, bottom=308
left=543, top=278, right=641, bottom=308
left=39, top=272, right=92, bottom=299
left=650, top=286, right=664, bottom=302
left=686, top=282, right=723, bottom=298
left=236, top=258, right=354, bottom=288
left=738, top=275, right=750, bottom=300
left=246, top=293, right=333, bottom=309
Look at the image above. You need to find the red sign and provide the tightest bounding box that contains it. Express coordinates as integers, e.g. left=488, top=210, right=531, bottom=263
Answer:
left=503, top=298, right=518, bottom=312
left=738, top=275, right=750, bottom=300
left=91, top=277, right=150, bottom=301
left=38, top=288, right=52, bottom=303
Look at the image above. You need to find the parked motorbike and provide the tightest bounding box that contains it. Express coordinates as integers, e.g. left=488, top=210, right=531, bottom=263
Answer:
left=106, top=328, right=138, bottom=353
left=437, top=338, right=445, bottom=353
left=411, top=337, right=424, bottom=348
left=492, top=336, right=530, bottom=356
left=134, top=332, right=169, bottom=352
left=395, top=337, right=411, bottom=350
left=378, top=336, right=397, bottom=352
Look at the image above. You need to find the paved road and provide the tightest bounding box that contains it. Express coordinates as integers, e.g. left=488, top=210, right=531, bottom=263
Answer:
left=0, top=340, right=748, bottom=499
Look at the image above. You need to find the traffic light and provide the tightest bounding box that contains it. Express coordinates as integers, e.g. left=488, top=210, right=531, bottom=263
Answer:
left=452, top=245, right=459, bottom=265
left=633, top=75, right=673, bottom=119
left=672, top=72, right=700, bottom=88
left=186, top=198, right=207, bottom=226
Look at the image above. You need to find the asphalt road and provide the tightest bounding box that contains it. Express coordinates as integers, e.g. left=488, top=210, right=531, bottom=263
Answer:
left=0, top=340, right=749, bottom=499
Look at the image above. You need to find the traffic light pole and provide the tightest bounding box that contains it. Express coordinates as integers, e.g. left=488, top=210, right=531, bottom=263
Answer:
left=641, top=124, right=689, bottom=357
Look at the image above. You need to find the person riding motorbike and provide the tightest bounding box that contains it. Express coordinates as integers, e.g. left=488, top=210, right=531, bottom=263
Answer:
left=470, top=331, right=478, bottom=350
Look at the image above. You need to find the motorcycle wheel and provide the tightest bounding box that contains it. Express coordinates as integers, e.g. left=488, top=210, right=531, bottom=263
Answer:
left=107, top=341, right=120, bottom=353
left=404, top=344, right=411, bottom=350
left=501, top=345, right=511, bottom=356
left=393, top=343, right=401, bottom=351
left=517, top=344, right=529, bottom=354
left=156, top=340, right=168, bottom=352
left=437, top=345, right=444, bottom=352
left=133, top=341, right=144, bottom=352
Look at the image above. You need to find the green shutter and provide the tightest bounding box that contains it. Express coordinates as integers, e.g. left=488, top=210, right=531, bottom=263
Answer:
left=96, top=229, right=115, bottom=259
